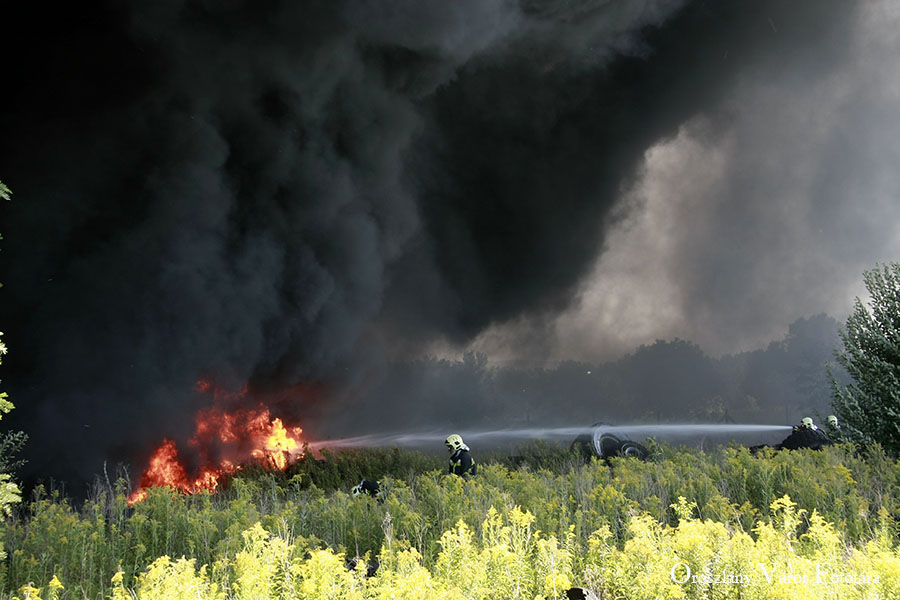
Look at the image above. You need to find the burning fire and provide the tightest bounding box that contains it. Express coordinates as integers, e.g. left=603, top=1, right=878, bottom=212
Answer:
left=129, top=382, right=307, bottom=504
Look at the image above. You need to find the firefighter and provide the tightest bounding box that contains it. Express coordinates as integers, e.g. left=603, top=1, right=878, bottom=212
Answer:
left=792, top=416, right=816, bottom=433
left=825, top=415, right=843, bottom=441
left=351, top=479, right=381, bottom=500
left=445, top=433, right=476, bottom=477
left=780, top=416, right=833, bottom=450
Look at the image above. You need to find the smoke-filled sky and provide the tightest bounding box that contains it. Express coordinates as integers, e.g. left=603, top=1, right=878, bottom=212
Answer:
left=2, top=0, right=900, bottom=480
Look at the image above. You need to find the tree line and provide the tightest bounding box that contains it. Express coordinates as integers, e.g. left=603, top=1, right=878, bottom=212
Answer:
left=350, top=314, right=846, bottom=433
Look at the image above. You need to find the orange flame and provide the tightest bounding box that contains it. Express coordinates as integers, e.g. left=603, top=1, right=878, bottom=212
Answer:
left=251, top=418, right=300, bottom=470
left=129, top=385, right=306, bottom=504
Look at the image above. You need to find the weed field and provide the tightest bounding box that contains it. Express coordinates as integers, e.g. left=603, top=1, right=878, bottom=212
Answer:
left=3, top=442, right=900, bottom=599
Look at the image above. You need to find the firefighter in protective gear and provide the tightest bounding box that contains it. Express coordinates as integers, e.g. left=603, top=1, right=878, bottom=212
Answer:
left=780, top=416, right=833, bottom=450
left=754, top=417, right=836, bottom=453
left=352, top=479, right=381, bottom=500
left=445, top=434, right=476, bottom=477
left=793, top=416, right=817, bottom=433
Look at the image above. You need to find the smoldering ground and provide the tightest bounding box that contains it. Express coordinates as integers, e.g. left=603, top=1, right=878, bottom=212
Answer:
left=0, top=0, right=891, bottom=485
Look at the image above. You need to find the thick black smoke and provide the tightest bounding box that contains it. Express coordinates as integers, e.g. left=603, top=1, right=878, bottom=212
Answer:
left=0, top=0, right=859, bottom=482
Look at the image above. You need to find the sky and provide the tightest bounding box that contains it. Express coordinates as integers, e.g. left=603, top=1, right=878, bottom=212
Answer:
left=2, top=0, right=900, bottom=480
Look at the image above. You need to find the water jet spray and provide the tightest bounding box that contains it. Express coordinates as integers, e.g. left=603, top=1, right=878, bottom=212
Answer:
left=307, top=422, right=794, bottom=457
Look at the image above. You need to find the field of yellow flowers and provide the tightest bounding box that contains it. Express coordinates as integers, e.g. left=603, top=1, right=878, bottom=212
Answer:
left=3, top=442, right=900, bottom=599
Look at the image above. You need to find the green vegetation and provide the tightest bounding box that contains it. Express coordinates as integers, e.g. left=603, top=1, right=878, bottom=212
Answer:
left=0, top=330, right=21, bottom=527
left=0, top=179, right=23, bottom=553
left=832, top=262, right=900, bottom=454
left=3, top=442, right=900, bottom=599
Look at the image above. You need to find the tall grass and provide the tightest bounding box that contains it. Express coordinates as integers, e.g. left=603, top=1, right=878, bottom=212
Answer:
left=2, top=442, right=899, bottom=599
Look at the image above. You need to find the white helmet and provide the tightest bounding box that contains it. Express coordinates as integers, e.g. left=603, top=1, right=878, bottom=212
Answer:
left=801, top=417, right=816, bottom=430
left=445, top=434, right=465, bottom=451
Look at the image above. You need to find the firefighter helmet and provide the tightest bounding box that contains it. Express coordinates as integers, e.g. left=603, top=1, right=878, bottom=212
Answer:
left=445, top=434, right=465, bottom=451
left=801, top=417, right=815, bottom=429
left=827, top=415, right=839, bottom=428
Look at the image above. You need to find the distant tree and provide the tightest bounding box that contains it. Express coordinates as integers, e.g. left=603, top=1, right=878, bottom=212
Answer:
left=617, top=339, right=721, bottom=420
left=831, top=262, right=900, bottom=454
left=781, top=314, right=844, bottom=422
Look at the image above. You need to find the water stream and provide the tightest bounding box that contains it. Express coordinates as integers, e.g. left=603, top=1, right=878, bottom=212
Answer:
left=307, top=423, right=793, bottom=451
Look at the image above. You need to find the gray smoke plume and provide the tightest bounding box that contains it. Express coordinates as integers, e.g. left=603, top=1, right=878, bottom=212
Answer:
left=0, top=0, right=878, bottom=482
